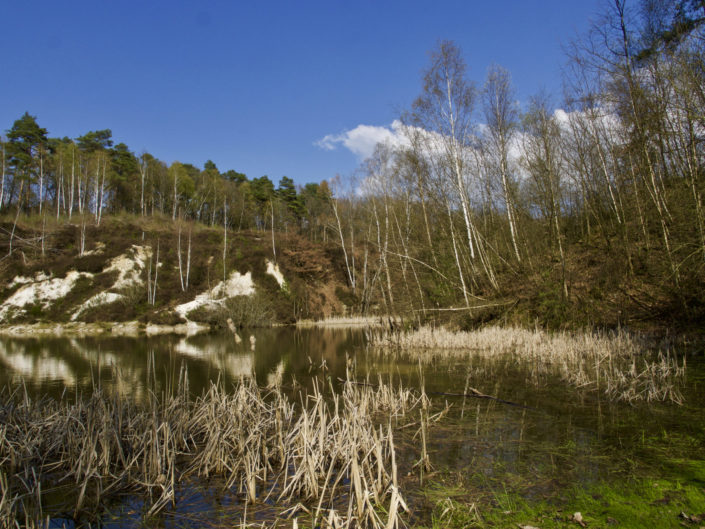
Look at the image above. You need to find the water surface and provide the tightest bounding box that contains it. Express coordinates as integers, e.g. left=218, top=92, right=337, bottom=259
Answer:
left=1, top=328, right=703, bottom=526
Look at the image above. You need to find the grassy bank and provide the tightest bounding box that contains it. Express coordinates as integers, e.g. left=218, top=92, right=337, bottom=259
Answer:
left=2, top=213, right=704, bottom=334
left=421, top=465, right=705, bottom=529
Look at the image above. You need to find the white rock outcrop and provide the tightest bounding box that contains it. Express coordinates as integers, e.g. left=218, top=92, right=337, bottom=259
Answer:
left=0, top=270, right=92, bottom=322
left=70, top=245, right=151, bottom=320
left=174, top=271, right=255, bottom=321
left=265, top=259, right=287, bottom=289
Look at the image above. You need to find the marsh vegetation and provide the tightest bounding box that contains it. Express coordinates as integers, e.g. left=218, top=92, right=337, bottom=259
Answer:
left=0, top=327, right=702, bottom=528
left=370, top=325, right=687, bottom=403
left=0, top=364, right=437, bottom=528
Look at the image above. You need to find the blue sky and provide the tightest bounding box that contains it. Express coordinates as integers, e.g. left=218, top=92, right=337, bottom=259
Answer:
left=1, top=1, right=602, bottom=187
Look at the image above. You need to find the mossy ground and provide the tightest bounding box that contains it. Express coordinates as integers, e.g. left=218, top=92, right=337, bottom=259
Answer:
left=420, top=466, right=705, bottom=529
left=413, top=439, right=705, bottom=529
left=407, top=360, right=705, bottom=529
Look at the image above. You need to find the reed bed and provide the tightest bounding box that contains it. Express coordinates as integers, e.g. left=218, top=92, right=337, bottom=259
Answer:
left=0, top=371, right=431, bottom=528
left=369, top=325, right=686, bottom=404
left=296, top=316, right=396, bottom=328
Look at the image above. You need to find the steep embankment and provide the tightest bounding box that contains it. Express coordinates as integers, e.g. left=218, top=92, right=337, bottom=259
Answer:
left=0, top=217, right=346, bottom=332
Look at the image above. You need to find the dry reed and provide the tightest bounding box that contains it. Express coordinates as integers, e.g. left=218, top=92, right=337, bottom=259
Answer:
left=369, top=325, right=686, bottom=404
left=297, top=316, right=397, bottom=328
left=0, top=368, right=431, bottom=528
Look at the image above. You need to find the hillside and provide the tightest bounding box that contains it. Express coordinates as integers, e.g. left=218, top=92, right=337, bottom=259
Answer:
left=0, top=216, right=347, bottom=332
left=2, top=211, right=704, bottom=336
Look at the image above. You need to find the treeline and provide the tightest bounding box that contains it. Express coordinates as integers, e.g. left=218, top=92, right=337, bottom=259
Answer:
left=323, top=0, right=705, bottom=325
left=0, top=116, right=332, bottom=238
left=2, top=0, right=704, bottom=328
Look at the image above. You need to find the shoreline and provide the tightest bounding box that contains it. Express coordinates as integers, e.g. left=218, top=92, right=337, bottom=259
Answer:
left=295, top=315, right=397, bottom=328
left=0, top=317, right=384, bottom=337
left=0, top=320, right=211, bottom=338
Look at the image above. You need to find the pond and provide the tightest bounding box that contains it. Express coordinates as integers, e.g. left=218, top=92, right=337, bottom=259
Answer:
left=0, top=327, right=703, bottom=528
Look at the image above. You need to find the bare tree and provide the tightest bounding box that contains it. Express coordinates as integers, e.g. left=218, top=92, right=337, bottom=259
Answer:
left=522, top=94, right=569, bottom=298
left=177, top=215, right=191, bottom=292
left=223, top=197, right=228, bottom=284
left=68, top=144, right=75, bottom=219
left=330, top=176, right=357, bottom=291
left=614, top=0, right=678, bottom=283
left=8, top=180, right=24, bottom=257
left=139, top=153, right=148, bottom=217
left=482, top=64, right=522, bottom=262
left=0, top=138, right=5, bottom=211
left=412, top=42, right=479, bottom=261
left=409, top=40, right=498, bottom=294
left=147, top=240, right=160, bottom=305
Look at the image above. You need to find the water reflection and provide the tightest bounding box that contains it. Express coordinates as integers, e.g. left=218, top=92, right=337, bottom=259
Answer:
left=173, top=336, right=254, bottom=378
left=0, top=327, right=367, bottom=401
left=0, top=339, right=76, bottom=386
left=0, top=328, right=702, bottom=528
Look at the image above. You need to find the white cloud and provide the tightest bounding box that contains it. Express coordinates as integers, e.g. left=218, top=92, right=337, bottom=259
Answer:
left=553, top=108, right=570, bottom=125
left=317, top=106, right=627, bottom=182
left=315, top=120, right=408, bottom=160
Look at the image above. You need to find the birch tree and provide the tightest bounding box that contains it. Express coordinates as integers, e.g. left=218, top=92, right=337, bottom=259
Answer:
left=330, top=175, right=357, bottom=291
left=411, top=42, right=478, bottom=259
left=139, top=153, right=149, bottom=216
left=0, top=138, right=5, bottom=211
left=482, top=64, right=522, bottom=262
left=409, top=41, right=498, bottom=293
left=522, top=95, right=569, bottom=298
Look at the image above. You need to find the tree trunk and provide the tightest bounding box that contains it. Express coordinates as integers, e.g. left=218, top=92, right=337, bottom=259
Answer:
left=223, top=197, right=228, bottom=284
left=38, top=149, right=44, bottom=215
left=8, top=180, right=24, bottom=257
left=69, top=146, right=75, bottom=220
left=446, top=199, right=470, bottom=307
left=332, top=197, right=356, bottom=290
left=0, top=142, right=5, bottom=211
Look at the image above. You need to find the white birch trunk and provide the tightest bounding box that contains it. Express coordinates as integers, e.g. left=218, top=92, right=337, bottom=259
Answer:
left=38, top=150, right=44, bottom=215
left=56, top=153, right=63, bottom=220
left=0, top=142, right=5, bottom=211
left=140, top=154, right=147, bottom=217
left=178, top=221, right=185, bottom=291
left=173, top=170, right=178, bottom=220
left=94, top=156, right=100, bottom=219
left=332, top=198, right=356, bottom=290
left=97, top=158, right=106, bottom=226
left=186, top=227, right=191, bottom=290
left=446, top=199, right=470, bottom=308
left=69, top=146, right=75, bottom=220
left=499, top=146, right=521, bottom=262
left=8, top=180, right=24, bottom=257
left=151, top=240, right=160, bottom=305
left=223, top=197, right=227, bottom=284
left=270, top=200, right=276, bottom=263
